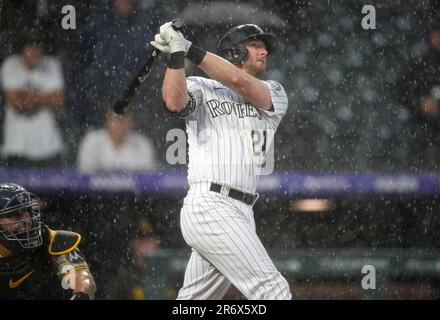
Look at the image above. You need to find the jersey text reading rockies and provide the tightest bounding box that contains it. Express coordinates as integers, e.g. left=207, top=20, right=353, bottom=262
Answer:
left=206, top=98, right=262, bottom=119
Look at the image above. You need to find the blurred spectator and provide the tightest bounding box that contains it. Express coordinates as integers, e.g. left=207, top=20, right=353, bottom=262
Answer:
left=70, top=0, right=157, bottom=128
left=110, top=217, right=160, bottom=299
left=396, top=23, right=440, bottom=170
left=0, top=32, right=65, bottom=168
left=77, top=111, right=157, bottom=171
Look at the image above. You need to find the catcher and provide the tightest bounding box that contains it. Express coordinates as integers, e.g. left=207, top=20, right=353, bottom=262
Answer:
left=0, top=183, right=96, bottom=299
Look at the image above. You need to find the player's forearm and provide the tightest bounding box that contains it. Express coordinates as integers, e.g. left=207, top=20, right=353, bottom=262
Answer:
left=197, top=52, right=272, bottom=110
left=72, top=268, right=97, bottom=299
left=59, top=266, right=96, bottom=300
left=198, top=52, right=244, bottom=88
left=162, top=67, right=188, bottom=113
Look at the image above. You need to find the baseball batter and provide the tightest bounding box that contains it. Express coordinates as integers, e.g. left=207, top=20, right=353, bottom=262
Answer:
left=152, top=22, right=292, bottom=300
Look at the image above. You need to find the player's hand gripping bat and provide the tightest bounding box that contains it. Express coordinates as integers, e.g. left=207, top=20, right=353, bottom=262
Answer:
left=112, top=19, right=186, bottom=115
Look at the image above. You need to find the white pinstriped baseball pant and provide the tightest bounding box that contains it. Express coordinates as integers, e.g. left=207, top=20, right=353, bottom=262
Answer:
left=177, top=182, right=292, bottom=300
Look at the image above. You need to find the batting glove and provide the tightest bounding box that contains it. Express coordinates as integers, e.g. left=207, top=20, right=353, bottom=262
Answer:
left=159, top=22, right=191, bottom=54
left=151, top=34, right=170, bottom=53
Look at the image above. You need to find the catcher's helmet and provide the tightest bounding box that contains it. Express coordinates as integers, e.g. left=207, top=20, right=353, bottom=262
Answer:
left=217, top=24, right=277, bottom=65
left=0, top=183, right=42, bottom=250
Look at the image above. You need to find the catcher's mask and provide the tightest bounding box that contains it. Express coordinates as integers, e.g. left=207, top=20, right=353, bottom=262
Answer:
left=217, top=24, right=277, bottom=65
left=0, top=183, right=42, bottom=250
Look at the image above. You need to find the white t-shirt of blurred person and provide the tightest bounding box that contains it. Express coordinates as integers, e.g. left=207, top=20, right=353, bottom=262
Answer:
left=77, top=129, right=157, bottom=171
left=0, top=55, right=64, bottom=159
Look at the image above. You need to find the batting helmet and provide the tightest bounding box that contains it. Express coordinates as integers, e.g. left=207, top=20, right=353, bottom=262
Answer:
left=0, top=183, right=42, bottom=250
left=217, top=24, right=277, bottom=65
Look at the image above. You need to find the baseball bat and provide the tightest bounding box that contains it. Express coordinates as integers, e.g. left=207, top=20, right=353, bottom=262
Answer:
left=112, top=19, right=186, bottom=115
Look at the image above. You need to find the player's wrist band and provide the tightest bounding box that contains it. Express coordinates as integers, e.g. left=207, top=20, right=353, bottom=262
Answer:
left=167, top=52, right=185, bottom=69
left=186, top=45, right=207, bottom=66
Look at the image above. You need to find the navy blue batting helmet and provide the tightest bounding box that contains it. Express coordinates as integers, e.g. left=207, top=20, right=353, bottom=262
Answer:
left=217, top=24, right=277, bottom=64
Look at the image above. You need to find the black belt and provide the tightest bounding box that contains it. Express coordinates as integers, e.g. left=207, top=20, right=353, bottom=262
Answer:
left=209, top=183, right=259, bottom=206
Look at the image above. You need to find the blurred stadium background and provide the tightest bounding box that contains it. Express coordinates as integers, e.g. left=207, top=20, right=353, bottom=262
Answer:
left=1, top=0, right=440, bottom=299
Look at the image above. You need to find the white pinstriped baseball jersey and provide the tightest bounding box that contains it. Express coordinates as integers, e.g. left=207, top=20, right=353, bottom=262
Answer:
left=176, top=75, right=291, bottom=300
left=183, top=76, right=288, bottom=194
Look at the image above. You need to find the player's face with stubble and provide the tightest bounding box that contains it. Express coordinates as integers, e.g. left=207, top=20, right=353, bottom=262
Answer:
left=0, top=210, right=32, bottom=234
left=241, top=39, right=269, bottom=78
